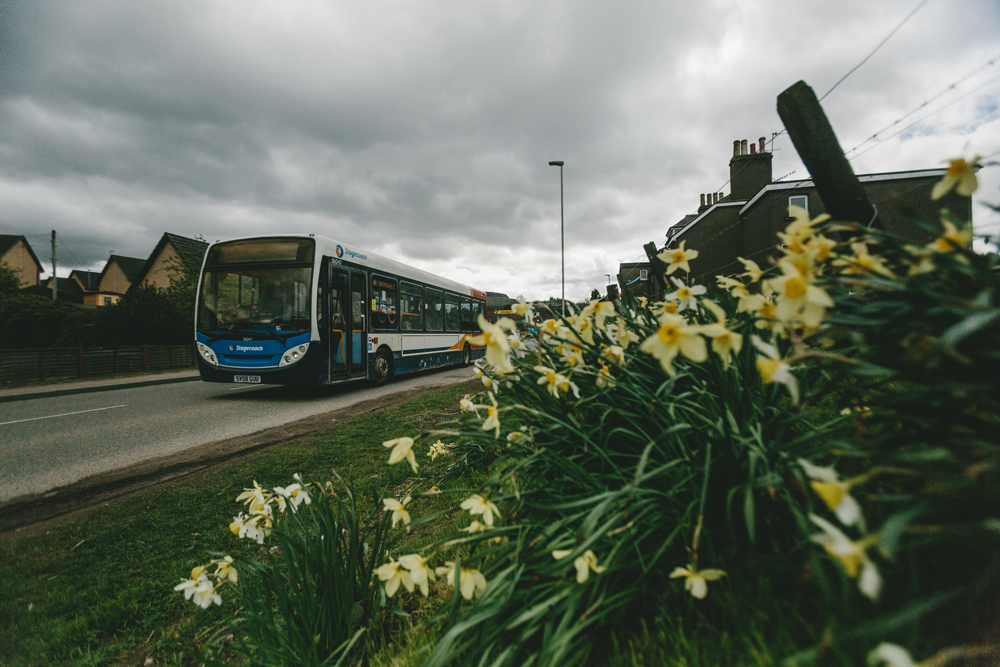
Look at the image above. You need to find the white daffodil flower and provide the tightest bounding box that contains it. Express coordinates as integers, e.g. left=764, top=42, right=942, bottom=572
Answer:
left=459, top=395, right=477, bottom=414
left=427, top=440, right=449, bottom=460
left=213, top=556, right=238, bottom=585
left=809, top=514, right=882, bottom=599
left=798, top=459, right=863, bottom=527
left=867, top=643, right=916, bottom=667
left=670, top=564, right=726, bottom=599
left=382, top=495, right=412, bottom=528
left=472, top=392, right=501, bottom=439
left=657, top=240, right=699, bottom=275
left=236, top=481, right=270, bottom=514
left=174, top=572, right=208, bottom=601
left=640, top=314, right=707, bottom=377
left=383, top=436, right=419, bottom=474
left=398, top=554, right=436, bottom=597
left=665, top=277, right=707, bottom=312
left=534, top=365, right=580, bottom=399
left=376, top=560, right=414, bottom=598
left=273, top=481, right=311, bottom=512
left=770, top=260, right=833, bottom=328
left=435, top=561, right=488, bottom=600
left=460, top=493, right=500, bottom=527
left=931, top=155, right=980, bottom=200
left=553, top=549, right=607, bottom=583
left=752, top=336, right=799, bottom=404
left=460, top=520, right=488, bottom=533
left=700, top=299, right=743, bottom=371
left=737, top=257, right=762, bottom=282
left=467, top=314, right=513, bottom=373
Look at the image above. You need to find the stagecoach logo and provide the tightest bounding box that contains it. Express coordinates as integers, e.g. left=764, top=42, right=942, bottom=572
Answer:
left=231, top=344, right=264, bottom=352
left=335, top=245, right=368, bottom=261
left=335, top=245, right=344, bottom=258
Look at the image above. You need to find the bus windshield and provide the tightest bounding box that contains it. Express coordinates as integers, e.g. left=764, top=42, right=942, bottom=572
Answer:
left=198, top=266, right=312, bottom=336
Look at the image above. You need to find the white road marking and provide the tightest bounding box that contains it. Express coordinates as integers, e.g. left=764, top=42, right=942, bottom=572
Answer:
left=0, top=404, right=127, bottom=426
left=229, top=385, right=260, bottom=391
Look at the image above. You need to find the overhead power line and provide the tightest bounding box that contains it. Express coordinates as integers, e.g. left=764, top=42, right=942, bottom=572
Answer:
left=819, top=0, right=933, bottom=102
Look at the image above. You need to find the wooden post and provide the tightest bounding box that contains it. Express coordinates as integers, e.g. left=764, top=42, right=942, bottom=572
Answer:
left=777, top=80, right=881, bottom=229
left=643, top=241, right=667, bottom=299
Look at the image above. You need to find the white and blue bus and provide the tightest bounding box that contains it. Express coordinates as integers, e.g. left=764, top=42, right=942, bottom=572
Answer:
left=195, top=235, right=487, bottom=386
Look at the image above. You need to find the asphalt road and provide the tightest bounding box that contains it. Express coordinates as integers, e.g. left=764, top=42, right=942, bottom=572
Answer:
left=0, top=367, right=474, bottom=503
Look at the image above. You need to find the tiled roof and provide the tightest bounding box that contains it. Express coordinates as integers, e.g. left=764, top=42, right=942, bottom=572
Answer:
left=164, top=232, right=209, bottom=269
left=111, top=255, right=147, bottom=282
left=70, top=270, right=102, bottom=291
left=0, top=234, right=43, bottom=269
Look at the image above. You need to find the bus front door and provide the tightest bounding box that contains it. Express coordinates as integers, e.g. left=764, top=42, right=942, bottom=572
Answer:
left=329, top=268, right=349, bottom=378
left=349, top=270, right=367, bottom=378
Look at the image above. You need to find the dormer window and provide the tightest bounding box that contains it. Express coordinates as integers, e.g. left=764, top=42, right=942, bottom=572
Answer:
left=639, top=269, right=648, bottom=281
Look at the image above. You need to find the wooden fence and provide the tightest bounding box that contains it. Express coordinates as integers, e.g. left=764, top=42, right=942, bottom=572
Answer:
left=0, top=344, right=197, bottom=384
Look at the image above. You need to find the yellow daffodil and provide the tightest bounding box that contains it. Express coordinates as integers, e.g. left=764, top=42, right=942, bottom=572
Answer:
left=513, top=295, right=534, bottom=322
left=700, top=300, right=743, bottom=370
left=903, top=245, right=937, bottom=275
left=730, top=283, right=766, bottom=314
left=435, top=561, right=488, bottom=600
left=213, top=556, right=238, bottom=585
left=460, top=520, right=488, bottom=533
left=670, top=564, right=726, bottom=599
left=717, top=275, right=743, bottom=290
left=809, top=514, right=881, bottom=599
left=398, top=554, right=436, bottom=597
left=428, top=440, right=449, bottom=460
left=376, top=559, right=415, bottom=598
left=753, top=335, right=799, bottom=404
left=467, top=314, right=514, bottom=373
left=640, top=314, right=707, bottom=377
left=553, top=549, right=607, bottom=583
left=382, top=495, right=412, bottom=528
left=931, top=156, right=980, bottom=200
left=473, top=366, right=494, bottom=389
left=652, top=300, right=680, bottom=316
left=472, top=392, right=501, bottom=438
left=606, top=318, right=640, bottom=349
left=596, top=362, right=615, bottom=388
left=798, top=459, right=862, bottom=527
left=559, top=344, right=586, bottom=369
left=506, top=430, right=527, bottom=444
left=236, top=481, right=270, bottom=514
left=779, top=207, right=830, bottom=253
left=459, top=395, right=477, bottom=413
left=928, top=218, right=972, bottom=254
left=534, top=365, right=580, bottom=399
left=657, top=240, right=699, bottom=275
left=835, top=242, right=895, bottom=279
left=460, top=493, right=500, bottom=527
left=737, top=257, right=762, bottom=282
left=770, top=260, right=833, bottom=328
left=805, top=234, right=838, bottom=262
left=273, top=479, right=311, bottom=512
left=666, top=276, right=707, bottom=312
left=383, top=436, right=419, bottom=474
left=580, top=299, right=618, bottom=330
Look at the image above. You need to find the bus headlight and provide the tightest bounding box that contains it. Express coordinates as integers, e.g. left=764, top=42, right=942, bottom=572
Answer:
left=197, top=342, right=218, bottom=366
left=279, top=342, right=310, bottom=367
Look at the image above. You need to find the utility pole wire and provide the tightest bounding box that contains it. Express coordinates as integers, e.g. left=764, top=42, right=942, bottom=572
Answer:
left=819, top=0, right=933, bottom=102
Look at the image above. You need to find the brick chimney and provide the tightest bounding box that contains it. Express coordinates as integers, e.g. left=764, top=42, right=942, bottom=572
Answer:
left=729, top=135, right=772, bottom=201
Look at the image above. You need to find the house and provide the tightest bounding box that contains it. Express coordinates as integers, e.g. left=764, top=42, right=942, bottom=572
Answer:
left=67, top=269, right=121, bottom=306
left=132, top=233, right=209, bottom=290
left=660, top=137, right=974, bottom=284
left=0, top=234, right=43, bottom=288
left=37, top=276, right=86, bottom=302
left=96, top=255, right=147, bottom=304
left=617, top=261, right=656, bottom=300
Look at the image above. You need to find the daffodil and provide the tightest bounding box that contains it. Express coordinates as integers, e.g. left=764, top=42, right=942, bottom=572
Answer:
left=513, top=295, right=534, bottom=322
left=534, top=365, right=580, bottom=399
left=467, top=314, right=513, bottom=372
left=665, top=277, right=707, bottom=312
left=928, top=218, right=972, bottom=254
left=435, top=561, right=488, bottom=600
left=459, top=395, right=477, bottom=413
left=174, top=572, right=209, bottom=601
left=236, top=481, right=270, bottom=514
left=472, top=392, right=501, bottom=439
left=798, top=459, right=862, bottom=527
left=427, top=440, right=449, bottom=460
left=753, top=336, right=799, bottom=404
left=213, top=556, right=238, bottom=585
left=605, top=318, right=640, bottom=349
left=652, top=300, right=680, bottom=316
left=805, top=234, right=838, bottom=262
left=460, top=493, right=500, bottom=527
left=273, top=480, right=311, bottom=512
left=867, top=643, right=917, bottom=667
left=670, top=564, right=726, bottom=599
left=553, top=549, right=607, bottom=583
left=191, top=579, right=222, bottom=609
left=737, top=257, right=762, bottom=282
left=809, top=514, right=881, bottom=599
left=596, top=362, right=615, bottom=388
left=376, top=559, right=415, bottom=598
left=835, top=242, right=895, bottom=279
left=658, top=240, right=699, bottom=275
left=779, top=207, right=830, bottom=253
left=398, top=553, right=436, bottom=596
left=730, top=283, right=766, bottom=314
left=460, top=520, right=489, bottom=533
left=382, top=495, right=412, bottom=528
left=640, top=314, right=706, bottom=377
left=931, top=155, right=980, bottom=200
left=558, top=343, right=586, bottom=368
left=770, top=260, right=833, bottom=328
left=580, top=299, right=618, bottom=330
left=717, top=275, right=743, bottom=291
left=473, top=366, right=494, bottom=389
left=383, top=436, right=419, bottom=474
left=699, top=300, right=743, bottom=370
left=506, top=430, right=526, bottom=444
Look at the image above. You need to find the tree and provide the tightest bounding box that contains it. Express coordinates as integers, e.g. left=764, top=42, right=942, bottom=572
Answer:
left=589, top=288, right=601, bottom=301
left=0, top=263, right=23, bottom=295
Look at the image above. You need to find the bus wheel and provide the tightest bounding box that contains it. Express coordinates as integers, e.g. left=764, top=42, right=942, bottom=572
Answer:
left=462, top=344, right=472, bottom=367
left=374, top=348, right=393, bottom=386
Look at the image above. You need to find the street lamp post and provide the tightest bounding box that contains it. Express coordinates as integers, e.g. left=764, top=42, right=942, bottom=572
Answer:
left=548, top=161, right=565, bottom=317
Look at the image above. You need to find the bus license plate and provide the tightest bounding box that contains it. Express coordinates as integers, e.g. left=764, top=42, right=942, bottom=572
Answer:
left=234, top=375, right=261, bottom=383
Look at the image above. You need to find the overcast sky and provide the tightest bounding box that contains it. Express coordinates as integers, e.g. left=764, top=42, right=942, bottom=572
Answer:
left=1, top=0, right=998, bottom=300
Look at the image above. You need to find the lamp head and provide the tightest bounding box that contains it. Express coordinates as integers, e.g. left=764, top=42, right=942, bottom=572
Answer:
left=548, top=161, right=564, bottom=167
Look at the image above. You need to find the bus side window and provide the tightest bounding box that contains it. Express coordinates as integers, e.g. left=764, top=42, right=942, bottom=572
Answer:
left=401, top=282, right=423, bottom=331
left=460, top=298, right=473, bottom=331
left=425, top=288, right=443, bottom=331
left=445, top=295, right=461, bottom=332
left=371, top=275, right=398, bottom=331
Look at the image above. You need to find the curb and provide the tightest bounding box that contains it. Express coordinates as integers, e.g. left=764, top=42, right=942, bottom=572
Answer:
left=0, top=374, right=202, bottom=404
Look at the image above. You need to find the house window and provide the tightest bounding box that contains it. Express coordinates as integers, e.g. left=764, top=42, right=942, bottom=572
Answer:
left=788, top=195, right=808, bottom=216
left=639, top=269, right=648, bottom=281
left=103, top=297, right=112, bottom=306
